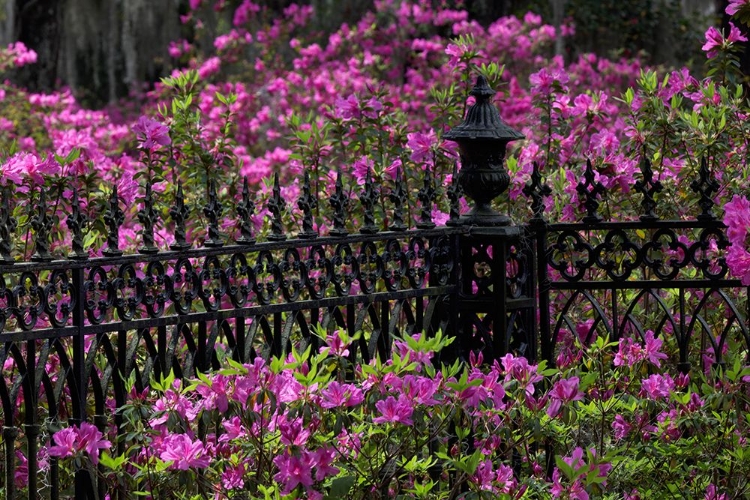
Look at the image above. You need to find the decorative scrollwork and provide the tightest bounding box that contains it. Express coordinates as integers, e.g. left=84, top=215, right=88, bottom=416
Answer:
left=359, top=168, right=379, bottom=234
left=267, top=173, right=287, bottom=242
left=227, top=253, right=251, bottom=308
left=594, top=229, right=642, bottom=281
left=279, top=248, right=303, bottom=302
left=199, top=255, right=228, bottom=311
left=633, top=156, right=663, bottom=221
left=44, top=269, right=74, bottom=328
left=138, top=182, right=159, bottom=254
left=576, top=158, right=605, bottom=223
left=13, top=271, right=45, bottom=331
left=143, top=261, right=168, bottom=317
left=642, top=229, right=689, bottom=280
left=329, top=170, right=349, bottom=237
left=67, top=188, right=89, bottom=260
left=103, top=186, right=125, bottom=257
left=236, top=177, right=256, bottom=245
left=0, top=186, right=16, bottom=264
left=297, top=171, right=318, bottom=239
left=690, top=157, right=719, bottom=221
left=113, top=264, right=144, bottom=321
left=31, top=189, right=53, bottom=262
left=548, top=230, right=595, bottom=281
left=522, top=162, right=551, bottom=223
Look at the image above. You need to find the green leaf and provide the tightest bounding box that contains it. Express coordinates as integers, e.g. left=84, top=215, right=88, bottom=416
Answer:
left=326, top=475, right=356, bottom=498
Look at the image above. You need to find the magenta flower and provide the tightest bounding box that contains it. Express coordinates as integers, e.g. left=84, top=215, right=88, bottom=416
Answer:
left=221, top=463, right=247, bottom=490
left=703, top=23, right=747, bottom=58
left=640, top=373, right=675, bottom=400
left=406, top=129, right=437, bottom=164
left=320, top=381, right=364, bottom=408
left=643, top=330, right=668, bottom=367
left=727, top=0, right=750, bottom=16
left=47, top=427, right=82, bottom=460
left=373, top=395, right=414, bottom=425
left=48, top=422, right=111, bottom=465
left=273, top=451, right=314, bottom=494
left=547, top=376, right=584, bottom=417
left=319, top=330, right=350, bottom=357
left=612, top=414, right=632, bottom=440
left=334, top=94, right=361, bottom=120
left=132, top=116, right=171, bottom=150
left=159, top=434, right=211, bottom=470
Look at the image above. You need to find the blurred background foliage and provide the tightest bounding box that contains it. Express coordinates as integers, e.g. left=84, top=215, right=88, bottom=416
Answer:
left=0, top=0, right=727, bottom=107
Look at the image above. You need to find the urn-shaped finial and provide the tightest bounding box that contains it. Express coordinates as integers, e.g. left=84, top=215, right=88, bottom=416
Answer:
left=444, top=75, right=524, bottom=226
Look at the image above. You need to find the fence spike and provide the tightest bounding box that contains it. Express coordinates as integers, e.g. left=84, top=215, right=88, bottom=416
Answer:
left=267, top=172, right=287, bottom=241
left=328, top=169, right=349, bottom=237
left=446, top=162, right=462, bottom=225
left=522, top=162, right=551, bottom=223
left=236, top=176, right=256, bottom=245
left=359, top=167, right=379, bottom=234
left=170, top=182, right=191, bottom=251
left=297, top=170, right=318, bottom=239
left=203, top=179, right=224, bottom=247
left=416, top=166, right=436, bottom=229
left=634, top=155, right=663, bottom=221
left=576, top=158, right=606, bottom=223
left=0, top=185, right=17, bottom=264
left=690, top=157, right=719, bottom=221
left=138, top=181, right=159, bottom=254
left=102, top=185, right=125, bottom=256
left=30, top=188, right=53, bottom=262
left=66, top=187, right=89, bottom=260
left=389, top=167, right=407, bottom=232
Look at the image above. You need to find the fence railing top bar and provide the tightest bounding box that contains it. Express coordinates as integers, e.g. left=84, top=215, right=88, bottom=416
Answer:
left=0, top=226, right=467, bottom=273
left=548, top=279, right=744, bottom=290
left=546, top=219, right=727, bottom=232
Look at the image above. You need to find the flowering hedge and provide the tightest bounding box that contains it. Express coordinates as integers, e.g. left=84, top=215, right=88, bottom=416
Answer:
left=37, top=329, right=750, bottom=499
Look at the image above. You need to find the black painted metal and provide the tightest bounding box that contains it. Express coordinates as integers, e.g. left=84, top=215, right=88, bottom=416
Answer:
left=2, top=79, right=750, bottom=499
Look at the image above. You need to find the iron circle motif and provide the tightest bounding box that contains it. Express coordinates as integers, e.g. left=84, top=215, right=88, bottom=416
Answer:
left=253, top=250, right=281, bottom=305
left=113, top=263, right=144, bottom=321
left=279, top=247, right=302, bottom=302
left=143, top=260, right=168, bottom=318
left=199, top=255, right=228, bottom=312
left=357, top=241, right=383, bottom=294
left=44, top=269, right=75, bottom=328
left=0, top=273, right=13, bottom=333
left=227, top=253, right=251, bottom=308
left=13, top=271, right=45, bottom=331
left=305, top=244, right=332, bottom=300
left=642, top=229, right=689, bottom=280
left=549, top=230, right=595, bottom=282
left=84, top=266, right=114, bottom=325
left=594, top=229, right=642, bottom=281
left=382, top=239, right=406, bottom=292
left=690, top=227, right=729, bottom=280
left=169, top=257, right=198, bottom=315
left=332, top=242, right=356, bottom=296
left=406, top=237, right=429, bottom=289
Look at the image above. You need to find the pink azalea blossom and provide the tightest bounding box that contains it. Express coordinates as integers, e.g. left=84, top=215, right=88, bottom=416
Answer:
left=373, top=395, right=414, bottom=425
left=273, top=451, right=314, bottom=494
left=546, top=376, right=584, bottom=417
left=48, top=422, right=111, bottom=465
left=159, top=434, right=211, bottom=470
left=727, top=0, right=750, bottom=16
left=132, top=116, right=171, bottom=150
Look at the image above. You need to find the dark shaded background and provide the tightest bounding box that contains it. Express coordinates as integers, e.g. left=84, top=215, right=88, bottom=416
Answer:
left=0, top=0, right=726, bottom=107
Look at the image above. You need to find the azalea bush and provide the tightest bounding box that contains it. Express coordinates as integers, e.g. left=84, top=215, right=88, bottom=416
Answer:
left=33, top=328, right=750, bottom=499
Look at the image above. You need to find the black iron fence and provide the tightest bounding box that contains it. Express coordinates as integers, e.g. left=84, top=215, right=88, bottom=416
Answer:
left=1, top=76, right=749, bottom=498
